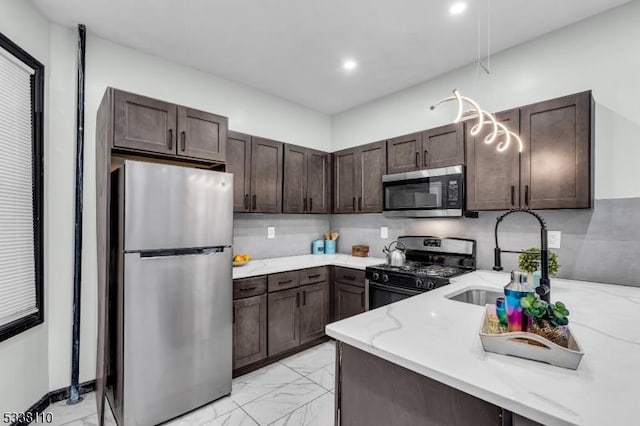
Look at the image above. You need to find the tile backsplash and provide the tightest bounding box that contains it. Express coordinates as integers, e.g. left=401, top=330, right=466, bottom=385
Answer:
left=232, top=198, right=640, bottom=287
left=233, top=214, right=330, bottom=259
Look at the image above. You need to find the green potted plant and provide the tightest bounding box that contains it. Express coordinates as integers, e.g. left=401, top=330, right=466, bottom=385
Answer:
left=520, top=293, right=570, bottom=347
left=518, top=247, right=560, bottom=287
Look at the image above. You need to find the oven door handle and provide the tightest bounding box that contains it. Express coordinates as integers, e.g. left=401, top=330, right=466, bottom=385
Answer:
left=368, top=282, right=424, bottom=297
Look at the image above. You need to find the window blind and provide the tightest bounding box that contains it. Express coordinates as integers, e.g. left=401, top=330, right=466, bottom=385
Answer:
left=0, top=46, right=37, bottom=327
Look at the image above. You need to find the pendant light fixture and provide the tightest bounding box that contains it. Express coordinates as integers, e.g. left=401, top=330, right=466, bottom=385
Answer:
left=430, top=89, right=523, bottom=152
left=430, top=0, right=523, bottom=153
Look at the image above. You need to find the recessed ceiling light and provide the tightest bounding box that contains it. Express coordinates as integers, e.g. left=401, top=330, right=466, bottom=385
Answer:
left=343, top=59, right=357, bottom=71
left=449, top=2, right=467, bottom=15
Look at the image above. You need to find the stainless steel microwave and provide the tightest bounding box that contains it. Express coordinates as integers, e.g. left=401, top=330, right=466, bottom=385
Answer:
left=382, top=165, right=464, bottom=217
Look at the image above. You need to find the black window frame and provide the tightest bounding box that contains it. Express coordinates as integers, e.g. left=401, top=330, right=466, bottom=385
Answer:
left=0, top=32, right=45, bottom=343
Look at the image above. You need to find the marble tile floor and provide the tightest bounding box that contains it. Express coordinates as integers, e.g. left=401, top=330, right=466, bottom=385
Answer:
left=40, top=341, right=336, bottom=426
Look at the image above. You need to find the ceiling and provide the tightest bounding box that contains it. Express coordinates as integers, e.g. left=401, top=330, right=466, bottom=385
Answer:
left=32, top=0, right=629, bottom=114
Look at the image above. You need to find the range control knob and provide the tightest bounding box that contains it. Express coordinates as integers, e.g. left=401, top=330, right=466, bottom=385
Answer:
left=382, top=274, right=390, bottom=283
left=416, top=278, right=426, bottom=289
left=426, top=281, right=436, bottom=290
left=372, top=272, right=380, bottom=281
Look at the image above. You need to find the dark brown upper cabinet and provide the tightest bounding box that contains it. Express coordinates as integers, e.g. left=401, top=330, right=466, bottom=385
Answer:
left=176, top=107, right=227, bottom=162
left=228, top=132, right=283, bottom=213
left=386, top=124, right=464, bottom=175
left=109, top=88, right=227, bottom=163
left=358, top=141, right=387, bottom=212
left=466, top=91, right=593, bottom=211
left=421, top=122, right=465, bottom=169
left=333, top=148, right=359, bottom=213
left=113, top=90, right=177, bottom=155
left=283, top=144, right=330, bottom=214
left=520, top=91, right=593, bottom=209
left=227, top=131, right=252, bottom=212
left=333, top=141, right=386, bottom=213
left=306, top=149, right=331, bottom=213
left=466, top=109, right=521, bottom=211
left=250, top=137, right=284, bottom=213
left=387, top=132, right=423, bottom=174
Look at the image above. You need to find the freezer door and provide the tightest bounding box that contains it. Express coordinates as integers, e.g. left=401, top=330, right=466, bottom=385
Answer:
left=123, top=160, right=233, bottom=251
left=122, top=248, right=232, bottom=426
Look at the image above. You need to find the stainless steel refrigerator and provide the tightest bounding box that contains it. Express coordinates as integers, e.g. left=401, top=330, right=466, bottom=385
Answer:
left=107, top=160, right=233, bottom=425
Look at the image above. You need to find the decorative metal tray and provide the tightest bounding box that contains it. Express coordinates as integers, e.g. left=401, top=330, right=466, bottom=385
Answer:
left=479, top=304, right=584, bottom=370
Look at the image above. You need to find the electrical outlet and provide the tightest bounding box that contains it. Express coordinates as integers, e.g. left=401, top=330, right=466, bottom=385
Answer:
left=267, top=226, right=275, bottom=239
left=380, top=227, right=389, bottom=239
left=548, top=231, right=561, bottom=249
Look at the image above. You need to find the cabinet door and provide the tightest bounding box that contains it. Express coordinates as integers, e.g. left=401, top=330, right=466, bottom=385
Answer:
left=333, top=148, right=359, bottom=213
left=422, top=122, right=465, bottom=169
left=300, top=281, right=330, bottom=344
left=335, top=282, right=365, bottom=321
left=466, top=109, right=521, bottom=211
left=520, top=92, right=592, bottom=209
left=227, top=131, right=252, bottom=212
left=177, top=106, right=227, bottom=162
left=358, top=141, right=386, bottom=213
left=268, top=287, right=300, bottom=356
left=306, top=149, right=330, bottom=214
left=283, top=144, right=308, bottom=213
left=250, top=137, right=283, bottom=213
left=113, top=90, right=176, bottom=155
left=233, top=295, right=267, bottom=369
left=387, top=132, right=421, bottom=174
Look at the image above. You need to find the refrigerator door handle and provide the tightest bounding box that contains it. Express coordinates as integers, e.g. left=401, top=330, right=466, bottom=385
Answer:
left=138, top=247, right=227, bottom=258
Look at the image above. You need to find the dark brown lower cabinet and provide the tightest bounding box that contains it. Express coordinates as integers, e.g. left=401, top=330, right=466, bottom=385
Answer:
left=334, top=282, right=365, bottom=321
left=300, top=281, right=330, bottom=344
left=268, top=287, right=301, bottom=356
left=336, top=343, right=503, bottom=426
left=233, top=295, right=267, bottom=369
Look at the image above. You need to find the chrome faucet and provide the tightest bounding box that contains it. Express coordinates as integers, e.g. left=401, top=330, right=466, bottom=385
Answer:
left=493, top=209, right=551, bottom=302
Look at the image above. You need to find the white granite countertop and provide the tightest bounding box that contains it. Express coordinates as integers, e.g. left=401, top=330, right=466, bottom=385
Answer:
left=326, top=270, right=640, bottom=426
left=232, top=254, right=385, bottom=279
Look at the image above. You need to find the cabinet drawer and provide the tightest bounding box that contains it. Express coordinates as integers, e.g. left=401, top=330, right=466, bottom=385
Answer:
left=268, top=270, right=300, bottom=292
left=233, top=276, right=267, bottom=300
left=334, top=267, right=365, bottom=287
left=300, top=267, right=328, bottom=286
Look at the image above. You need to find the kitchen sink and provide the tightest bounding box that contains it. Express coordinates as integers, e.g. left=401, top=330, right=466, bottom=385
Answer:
left=446, top=288, right=503, bottom=306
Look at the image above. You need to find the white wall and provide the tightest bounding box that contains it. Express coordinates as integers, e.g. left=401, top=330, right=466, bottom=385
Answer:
left=331, top=0, right=640, bottom=200
left=0, top=0, right=50, bottom=414
left=45, top=25, right=332, bottom=390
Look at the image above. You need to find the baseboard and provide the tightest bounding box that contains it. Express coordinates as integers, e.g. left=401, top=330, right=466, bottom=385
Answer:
left=12, top=380, right=96, bottom=426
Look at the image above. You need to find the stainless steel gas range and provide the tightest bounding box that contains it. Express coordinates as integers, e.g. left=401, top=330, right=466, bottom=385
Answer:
left=366, top=236, right=476, bottom=309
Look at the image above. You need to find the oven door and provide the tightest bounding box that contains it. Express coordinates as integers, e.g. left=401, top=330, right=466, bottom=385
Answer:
left=382, top=166, right=463, bottom=217
left=368, top=282, right=424, bottom=310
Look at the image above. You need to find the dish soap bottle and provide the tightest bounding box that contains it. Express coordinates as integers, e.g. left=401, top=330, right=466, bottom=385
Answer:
left=504, top=271, right=534, bottom=332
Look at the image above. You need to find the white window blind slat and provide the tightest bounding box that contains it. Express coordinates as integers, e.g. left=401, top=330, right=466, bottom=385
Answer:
left=0, top=47, right=37, bottom=328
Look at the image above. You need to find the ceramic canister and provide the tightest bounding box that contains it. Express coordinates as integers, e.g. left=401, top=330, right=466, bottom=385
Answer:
left=324, top=239, right=336, bottom=254
left=312, top=239, right=325, bottom=255
left=504, top=270, right=534, bottom=332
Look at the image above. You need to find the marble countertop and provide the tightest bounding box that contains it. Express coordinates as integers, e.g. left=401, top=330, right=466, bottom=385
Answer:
left=326, top=270, right=640, bottom=426
left=232, top=254, right=386, bottom=279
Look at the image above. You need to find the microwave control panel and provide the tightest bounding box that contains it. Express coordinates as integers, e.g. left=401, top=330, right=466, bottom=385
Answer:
left=446, top=176, right=463, bottom=209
